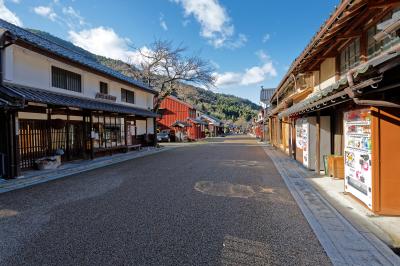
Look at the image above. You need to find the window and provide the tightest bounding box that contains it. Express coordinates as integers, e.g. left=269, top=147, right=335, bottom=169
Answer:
left=100, top=82, right=108, bottom=94
left=340, top=38, right=360, bottom=74
left=92, top=115, right=125, bottom=149
left=121, top=88, right=135, bottom=104
left=367, top=9, right=400, bottom=58
left=51, top=66, right=82, bottom=92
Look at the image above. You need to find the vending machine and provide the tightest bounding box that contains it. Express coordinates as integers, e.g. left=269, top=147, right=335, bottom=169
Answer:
left=344, top=109, right=373, bottom=209
left=295, top=116, right=331, bottom=171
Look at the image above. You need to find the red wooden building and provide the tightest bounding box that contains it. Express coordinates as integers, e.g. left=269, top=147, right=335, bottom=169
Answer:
left=157, top=96, right=206, bottom=141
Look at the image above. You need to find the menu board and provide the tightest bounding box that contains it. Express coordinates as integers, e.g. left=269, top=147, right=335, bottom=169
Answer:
left=344, top=109, right=373, bottom=209
left=295, top=119, right=304, bottom=149
left=302, top=122, right=309, bottom=167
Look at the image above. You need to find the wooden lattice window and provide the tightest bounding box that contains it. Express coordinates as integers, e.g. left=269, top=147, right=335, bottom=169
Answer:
left=51, top=66, right=82, bottom=92
left=340, top=38, right=360, bottom=74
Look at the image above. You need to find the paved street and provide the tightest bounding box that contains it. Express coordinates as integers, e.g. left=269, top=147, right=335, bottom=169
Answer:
left=0, top=135, right=330, bottom=265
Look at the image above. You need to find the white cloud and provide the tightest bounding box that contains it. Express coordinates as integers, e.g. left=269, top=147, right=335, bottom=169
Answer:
left=262, top=33, right=270, bottom=43
left=215, top=50, right=277, bottom=87
left=68, top=26, right=150, bottom=66
left=0, top=0, right=22, bottom=26
left=62, top=6, right=85, bottom=27
left=159, top=13, right=168, bottom=31
left=69, top=27, right=134, bottom=61
left=9, top=0, right=20, bottom=3
left=214, top=72, right=241, bottom=86
left=33, top=6, right=57, bottom=21
left=173, top=0, right=246, bottom=49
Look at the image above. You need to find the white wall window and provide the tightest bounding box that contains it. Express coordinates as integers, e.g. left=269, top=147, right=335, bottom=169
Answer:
left=51, top=66, right=82, bottom=92
left=121, top=88, right=135, bottom=104
left=100, top=81, right=108, bottom=94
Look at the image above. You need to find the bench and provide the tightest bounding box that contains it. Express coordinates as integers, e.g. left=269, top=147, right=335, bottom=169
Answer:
left=127, top=144, right=142, bottom=151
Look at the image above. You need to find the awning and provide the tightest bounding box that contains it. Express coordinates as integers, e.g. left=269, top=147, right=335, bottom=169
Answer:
left=279, top=77, right=382, bottom=118
left=187, top=117, right=208, bottom=125
left=171, top=120, right=191, bottom=128
left=278, top=77, right=348, bottom=118
left=0, top=83, right=158, bottom=117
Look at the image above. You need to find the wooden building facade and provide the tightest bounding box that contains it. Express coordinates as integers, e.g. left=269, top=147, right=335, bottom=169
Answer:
left=0, top=19, right=158, bottom=179
left=157, top=96, right=206, bottom=141
left=267, top=0, right=400, bottom=215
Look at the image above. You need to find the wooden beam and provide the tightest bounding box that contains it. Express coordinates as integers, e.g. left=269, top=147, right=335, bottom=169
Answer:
left=369, top=0, right=400, bottom=9
left=363, top=7, right=392, bottom=29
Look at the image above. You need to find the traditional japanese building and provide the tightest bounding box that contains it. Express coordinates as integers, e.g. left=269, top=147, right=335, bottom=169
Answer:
left=0, top=19, right=158, bottom=179
left=268, top=0, right=400, bottom=215
left=200, top=114, right=224, bottom=137
left=157, top=96, right=206, bottom=141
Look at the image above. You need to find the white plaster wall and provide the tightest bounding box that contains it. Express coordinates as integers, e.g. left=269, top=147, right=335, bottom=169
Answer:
left=136, top=120, right=147, bottom=135
left=4, top=45, right=154, bottom=110
left=146, top=118, right=154, bottom=134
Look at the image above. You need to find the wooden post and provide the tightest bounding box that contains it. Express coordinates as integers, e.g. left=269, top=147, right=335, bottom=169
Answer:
left=124, top=116, right=128, bottom=147
left=9, top=111, right=19, bottom=178
left=89, top=112, right=94, bottom=159
left=153, top=117, right=157, bottom=146
left=292, top=119, right=296, bottom=160
left=360, top=30, right=367, bottom=63
left=289, top=118, right=293, bottom=158
left=47, top=108, right=52, bottom=156
left=316, top=111, right=321, bottom=175
left=66, top=108, right=70, bottom=161
left=269, top=118, right=272, bottom=144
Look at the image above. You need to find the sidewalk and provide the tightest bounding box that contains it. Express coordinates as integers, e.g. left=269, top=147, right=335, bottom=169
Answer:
left=263, top=145, right=400, bottom=266
left=309, top=175, right=400, bottom=248
left=0, top=146, right=172, bottom=194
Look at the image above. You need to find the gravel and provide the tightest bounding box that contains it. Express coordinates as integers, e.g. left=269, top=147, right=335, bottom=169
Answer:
left=0, top=135, right=331, bottom=265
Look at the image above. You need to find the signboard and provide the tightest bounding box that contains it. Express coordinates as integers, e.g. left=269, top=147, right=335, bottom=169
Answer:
left=295, top=119, right=303, bottom=149
left=344, top=109, right=373, bottom=209
left=302, top=122, right=309, bottom=168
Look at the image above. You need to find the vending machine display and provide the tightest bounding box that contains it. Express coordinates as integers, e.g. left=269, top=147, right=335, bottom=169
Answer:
left=344, top=109, right=373, bottom=209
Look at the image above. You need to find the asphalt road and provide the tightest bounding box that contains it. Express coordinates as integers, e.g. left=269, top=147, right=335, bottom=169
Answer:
left=0, top=135, right=331, bottom=265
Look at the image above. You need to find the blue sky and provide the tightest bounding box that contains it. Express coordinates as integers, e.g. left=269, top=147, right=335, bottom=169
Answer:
left=1, top=0, right=339, bottom=103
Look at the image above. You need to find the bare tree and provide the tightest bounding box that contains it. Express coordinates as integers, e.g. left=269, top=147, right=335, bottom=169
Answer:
left=129, top=40, right=216, bottom=111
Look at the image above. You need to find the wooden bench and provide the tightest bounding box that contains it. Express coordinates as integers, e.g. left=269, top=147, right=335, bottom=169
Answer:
left=127, top=144, right=142, bottom=151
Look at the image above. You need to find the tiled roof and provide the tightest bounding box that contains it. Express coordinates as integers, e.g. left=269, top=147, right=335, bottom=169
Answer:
left=171, top=120, right=191, bottom=128
left=0, top=83, right=158, bottom=117
left=187, top=117, right=208, bottom=125
left=260, top=88, right=275, bottom=103
left=0, top=19, right=157, bottom=95
left=201, top=114, right=222, bottom=125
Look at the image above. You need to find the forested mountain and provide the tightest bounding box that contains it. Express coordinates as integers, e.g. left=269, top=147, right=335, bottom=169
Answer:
left=28, top=29, right=260, bottom=122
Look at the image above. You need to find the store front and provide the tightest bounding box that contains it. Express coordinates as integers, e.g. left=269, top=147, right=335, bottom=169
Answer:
left=0, top=84, right=158, bottom=175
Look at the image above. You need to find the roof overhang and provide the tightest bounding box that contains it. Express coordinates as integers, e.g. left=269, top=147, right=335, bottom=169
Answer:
left=0, top=83, right=159, bottom=117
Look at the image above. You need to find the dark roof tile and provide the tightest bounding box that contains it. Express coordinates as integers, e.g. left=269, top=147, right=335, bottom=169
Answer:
left=0, top=19, right=157, bottom=95
left=0, top=83, right=158, bottom=117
